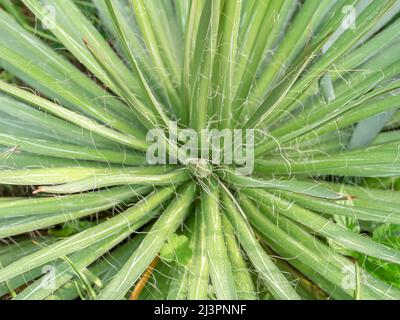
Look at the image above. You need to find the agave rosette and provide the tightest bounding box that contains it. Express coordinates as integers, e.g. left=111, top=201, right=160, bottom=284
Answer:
left=0, top=0, right=399, bottom=300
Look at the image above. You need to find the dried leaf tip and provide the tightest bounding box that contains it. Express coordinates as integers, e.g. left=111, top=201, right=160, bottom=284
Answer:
left=32, top=187, right=45, bottom=195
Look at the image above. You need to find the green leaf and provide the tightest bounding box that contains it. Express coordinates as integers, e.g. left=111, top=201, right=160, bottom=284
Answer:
left=361, top=224, right=400, bottom=289
left=160, top=233, right=192, bottom=266
left=0, top=187, right=176, bottom=284
left=0, top=80, right=149, bottom=151
left=221, top=190, right=301, bottom=300
left=220, top=167, right=348, bottom=200
left=201, top=178, right=237, bottom=300
left=131, top=0, right=181, bottom=111
left=0, top=8, right=142, bottom=137
left=348, top=111, right=398, bottom=150
left=34, top=167, right=190, bottom=194
left=97, top=182, right=196, bottom=300
left=222, top=215, right=257, bottom=300
left=189, top=0, right=221, bottom=131
left=0, top=133, right=144, bottom=165
left=244, top=189, right=400, bottom=264
left=187, top=204, right=209, bottom=300
left=14, top=233, right=146, bottom=300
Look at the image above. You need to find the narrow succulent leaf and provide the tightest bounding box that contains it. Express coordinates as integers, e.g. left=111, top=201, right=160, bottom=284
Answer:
left=155, top=233, right=193, bottom=301
left=221, top=190, right=301, bottom=300
left=320, top=181, right=400, bottom=205
left=35, top=168, right=190, bottom=194
left=244, top=47, right=317, bottom=129
left=97, top=183, right=196, bottom=300
left=233, top=0, right=284, bottom=116
left=255, top=145, right=400, bottom=178
left=0, top=9, right=142, bottom=137
left=0, top=185, right=150, bottom=220
left=22, top=0, right=141, bottom=98
left=255, top=67, right=400, bottom=155
left=189, top=0, right=221, bottom=131
left=0, top=152, right=115, bottom=170
left=249, top=0, right=331, bottom=102
left=201, top=180, right=237, bottom=300
left=167, top=266, right=191, bottom=300
left=182, top=0, right=205, bottom=125
left=258, top=0, right=399, bottom=129
left=0, top=81, right=150, bottom=151
left=243, top=189, right=400, bottom=264
left=14, top=229, right=146, bottom=300
left=0, top=166, right=174, bottom=186
left=238, top=194, right=363, bottom=299
left=0, top=206, right=106, bottom=239
left=219, top=167, right=347, bottom=200
left=105, top=0, right=171, bottom=127
left=83, top=39, right=163, bottom=131
left=278, top=191, right=400, bottom=224
left=146, top=0, right=183, bottom=75
left=0, top=239, right=57, bottom=298
left=0, top=0, right=399, bottom=302
left=0, top=187, right=176, bottom=284
left=315, top=94, right=400, bottom=139
left=174, top=0, right=191, bottom=36
left=252, top=194, right=400, bottom=299
left=48, top=233, right=148, bottom=300
left=347, top=110, right=398, bottom=150
left=222, top=215, right=257, bottom=300
left=0, top=95, right=117, bottom=150
left=0, top=167, right=108, bottom=185
left=214, top=0, right=241, bottom=128
left=187, top=205, right=209, bottom=300
left=92, top=0, right=155, bottom=82
left=131, top=0, right=181, bottom=111
left=0, top=133, right=144, bottom=165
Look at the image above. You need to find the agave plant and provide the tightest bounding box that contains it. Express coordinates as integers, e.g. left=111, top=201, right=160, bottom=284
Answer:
left=0, top=0, right=400, bottom=300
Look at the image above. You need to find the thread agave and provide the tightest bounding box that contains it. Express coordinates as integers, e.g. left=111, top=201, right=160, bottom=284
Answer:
left=0, top=0, right=400, bottom=300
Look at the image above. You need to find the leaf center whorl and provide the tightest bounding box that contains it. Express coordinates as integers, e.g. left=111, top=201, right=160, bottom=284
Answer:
left=186, top=158, right=213, bottom=179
